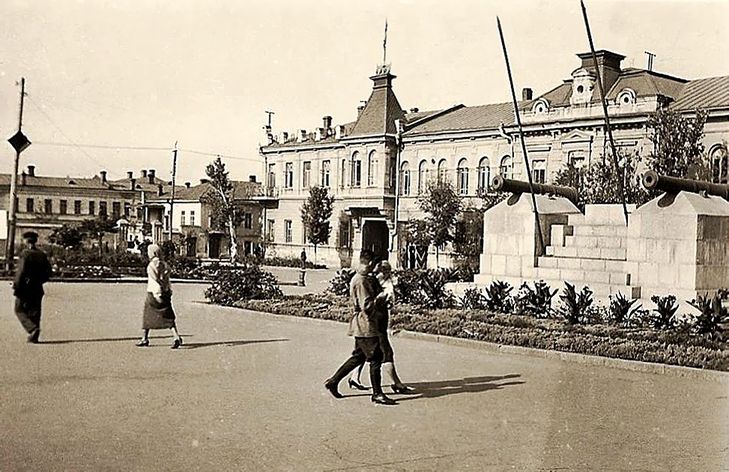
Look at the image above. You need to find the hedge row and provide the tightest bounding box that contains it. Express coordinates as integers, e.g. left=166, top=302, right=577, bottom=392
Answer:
left=233, top=294, right=729, bottom=372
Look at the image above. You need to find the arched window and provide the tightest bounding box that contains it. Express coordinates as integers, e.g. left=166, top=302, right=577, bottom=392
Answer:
left=711, top=144, right=729, bottom=184
left=499, top=156, right=512, bottom=179
left=418, top=160, right=428, bottom=193
left=457, top=158, right=469, bottom=195
left=367, top=150, right=377, bottom=187
left=351, top=152, right=362, bottom=187
left=437, top=159, right=448, bottom=181
left=400, top=162, right=411, bottom=196
left=477, top=157, right=490, bottom=193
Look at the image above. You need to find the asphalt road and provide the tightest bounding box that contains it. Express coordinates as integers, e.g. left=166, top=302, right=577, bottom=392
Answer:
left=1, top=282, right=727, bottom=471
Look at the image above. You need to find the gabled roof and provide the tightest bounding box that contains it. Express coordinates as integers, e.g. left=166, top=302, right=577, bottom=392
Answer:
left=404, top=102, right=523, bottom=135
left=671, top=75, right=729, bottom=111
left=147, top=180, right=262, bottom=202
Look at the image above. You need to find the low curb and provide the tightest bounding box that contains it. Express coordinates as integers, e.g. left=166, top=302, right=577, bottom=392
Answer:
left=218, top=305, right=729, bottom=384
left=395, top=330, right=729, bottom=384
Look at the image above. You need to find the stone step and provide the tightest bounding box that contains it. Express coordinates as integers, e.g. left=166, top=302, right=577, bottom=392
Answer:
left=564, top=235, right=626, bottom=249
left=534, top=278, right=641, bottom=299
left=533, top=266, right=631, bottom=286
left=570, top=224, right=628, bottom=237
left=550, top=224, right=573, bottom=247
left=537, top=256, right=627, bottom=273
left=545, top=245, right=627, bottom=260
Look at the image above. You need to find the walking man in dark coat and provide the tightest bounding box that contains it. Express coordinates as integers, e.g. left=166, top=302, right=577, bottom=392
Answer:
left=13, top=231, right=52, bottom=343
left=324, top=250, right=396, bottom=405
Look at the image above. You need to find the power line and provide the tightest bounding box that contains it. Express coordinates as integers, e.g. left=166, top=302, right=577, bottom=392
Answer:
left=32, top=141, right=261, bottom=162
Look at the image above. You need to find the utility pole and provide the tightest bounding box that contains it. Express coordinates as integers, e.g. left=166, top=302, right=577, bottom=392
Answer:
left=168, top=141, right=178, bottom=242
left=6, top=78, right=30, bottom=271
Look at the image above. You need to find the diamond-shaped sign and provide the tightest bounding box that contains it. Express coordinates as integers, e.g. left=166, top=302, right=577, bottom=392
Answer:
left=8, top=130, right=31, bottom=154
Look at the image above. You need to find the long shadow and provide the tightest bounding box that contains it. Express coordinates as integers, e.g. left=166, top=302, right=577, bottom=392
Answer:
left=395, top=374, right=524, bottom=401
left=182, top=338, right=289, bottom=350
left=40, top=335, right=189, bottom=345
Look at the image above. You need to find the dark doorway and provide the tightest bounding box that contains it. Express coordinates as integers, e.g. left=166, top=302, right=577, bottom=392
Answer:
left=208, top=234, right=221, bottom=258
left=361, top=220, right=389, bottom=261
left=186, top=237, right=197, bottom=257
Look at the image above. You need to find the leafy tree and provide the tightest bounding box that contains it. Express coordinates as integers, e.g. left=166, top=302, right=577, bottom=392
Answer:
left=417, top=179, right=462, bottom=266
left=452, top=207, right=483, bottom=273
left=79, top=217, right=118, bottom=257
left=300, top=186, right=335, bottom=258
left=49, top=224, right=84, bottom=250
left=204, top=157, right=244, bottom=262
left=645, top=108, right=709, bottom=179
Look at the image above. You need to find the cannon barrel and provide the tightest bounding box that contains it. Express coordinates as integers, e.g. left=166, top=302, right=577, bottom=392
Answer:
left=491, top=175, right=578, bottom=204
left=641, top=171, right=729, bottom=199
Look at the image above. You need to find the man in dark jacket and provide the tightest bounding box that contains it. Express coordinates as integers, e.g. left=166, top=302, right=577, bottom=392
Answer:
left=13, top=231, right=52, bottom=343
left=324, top=250, right=396, bottom=405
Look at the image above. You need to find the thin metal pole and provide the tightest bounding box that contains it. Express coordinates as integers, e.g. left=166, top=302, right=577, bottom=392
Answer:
left=496, top=18, right=546, bottom=257
left=6, top=78, right=26, bottom=271
left=580, top=0, right=629, bottom=226
left=168, top=141, right=178, bottom=242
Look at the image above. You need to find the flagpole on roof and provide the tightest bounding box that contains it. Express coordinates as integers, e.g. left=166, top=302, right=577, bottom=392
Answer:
left=580, top=0, right=629, bottom=226
left=496, top=17, right=546, bottom=258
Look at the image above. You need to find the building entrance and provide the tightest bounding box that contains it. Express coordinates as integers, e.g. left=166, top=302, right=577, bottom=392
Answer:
left=361, top=220, right=389, bottom=261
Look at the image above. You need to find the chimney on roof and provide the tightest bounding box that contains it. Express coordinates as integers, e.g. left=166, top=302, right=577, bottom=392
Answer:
left=315, top=127, right=325, bottom=141
left=127, top=171, right=133, bottom=179
left=157, top=184, right=164, bottom=196
left=335, top=125, right=346, bottom=140
left=185, top=182, right=191, bottom=188
left=27, top=165, right=35, bottom=177
left=322, top=115, right=332, bottom=130
left=522, top=88, right=533, bottom=101
left=141, top=169, right=148, bottom=178
left=298, top=129, right=307, bottom=142
left=200, top=178, right=209, bottom=185
left=577, top=50, right=625, bottom=95
left=357, top=104, right=365, bottom=118
left=21, top=171, right=26, bottom=186
left=148, top=169, right=155, bottom=184
left=100, top=170, right=107, bottom=183
left=281, top=131, right=289, bottom=143
left=249, top=175, right=257, bottom=183
left=409, top=107, right=419, bottom=113
left=130, top=178, right=136, bottom=190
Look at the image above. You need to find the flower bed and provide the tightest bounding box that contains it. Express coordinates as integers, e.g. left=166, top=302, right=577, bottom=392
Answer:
left=232, top=294, right=729, bottom=372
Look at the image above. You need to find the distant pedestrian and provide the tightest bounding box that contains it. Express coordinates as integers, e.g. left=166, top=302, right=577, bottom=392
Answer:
left=13, top=231, right=52, bottom=343
left=136, top=244, right=183, bottom=349
left=324, top=250, right=396, bottom=405
left=300, top=248, right=307, bottom=269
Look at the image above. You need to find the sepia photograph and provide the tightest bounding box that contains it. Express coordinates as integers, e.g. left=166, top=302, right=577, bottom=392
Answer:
left=1, top=0, right=728, bottom=470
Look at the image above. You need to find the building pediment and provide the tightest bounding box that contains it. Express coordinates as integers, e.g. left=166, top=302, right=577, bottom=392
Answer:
left=561, top=129, right=594, bottom=144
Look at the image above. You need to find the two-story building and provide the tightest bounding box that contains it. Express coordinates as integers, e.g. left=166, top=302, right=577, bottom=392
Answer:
left=259, top=49, right=729, bottom=269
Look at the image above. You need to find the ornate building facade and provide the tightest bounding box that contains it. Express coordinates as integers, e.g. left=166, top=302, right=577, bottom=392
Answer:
left=259, top=49, right=729, bottom=268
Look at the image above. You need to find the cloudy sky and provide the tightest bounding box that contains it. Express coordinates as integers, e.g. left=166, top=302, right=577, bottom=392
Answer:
left=1, top=0, right=728, bottom=184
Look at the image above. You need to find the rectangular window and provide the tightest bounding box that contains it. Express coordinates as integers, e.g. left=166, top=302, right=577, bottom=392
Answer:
left=74, top=200, right=82, bottom=215
left=112, top=202, right=121, bottom=219
left=59, top=200, right=68, bottom=215
left=285, top=162, right=294, bottom=188
left=321, top=160, right=331, bottom=187
left=89, top=201, right=96, bottom=215
left=124, top=202, right=131, bottom=217
left=284, top=219, right=292, bottom=243
left=533, top=160, right=546, bottom=184
left=267, top=163, right=276, bottom=188
left=244, top=212, right=252, bottom=229
left=44, top=199, right=52, bottom=214
left=352, top=159, right=362, bottom=187
left=302, top=161, right=311, bottom=188
left=181, top=210, right=186, bottom=226
left=190, top=210, right=195, bottom=226
left=266, top=219, right=275, bottom=241
left=99, top=201, right=107, bottom=217
left=26, top=198, right=34, bottom=213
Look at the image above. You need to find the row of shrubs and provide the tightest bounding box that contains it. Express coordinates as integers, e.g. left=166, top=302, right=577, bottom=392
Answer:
left=200, top=266, right=728, bottom=370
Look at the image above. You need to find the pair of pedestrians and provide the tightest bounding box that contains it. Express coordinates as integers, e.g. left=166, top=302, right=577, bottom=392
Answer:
left=324, top=250, right=413, bottom=405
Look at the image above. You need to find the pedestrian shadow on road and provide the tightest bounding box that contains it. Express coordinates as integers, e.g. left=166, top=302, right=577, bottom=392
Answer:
left=40, top=335, right=186, bottom=345
left=395, top=374, right=524, bottom=401
left=182, top=338, right=289, bottom=350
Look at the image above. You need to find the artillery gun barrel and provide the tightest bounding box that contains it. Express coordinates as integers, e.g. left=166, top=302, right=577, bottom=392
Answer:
left=491, top=175, right=579, bottom=204
left=641, top=171, right=729, bottom=199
